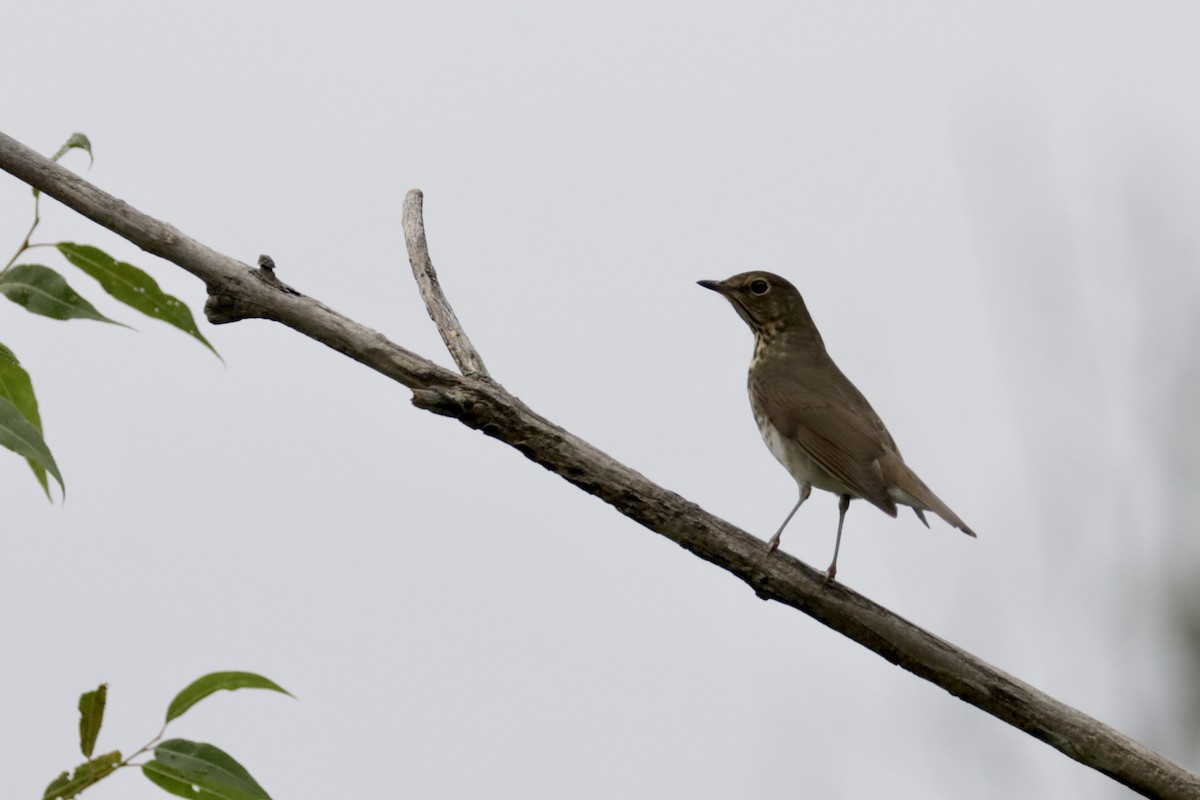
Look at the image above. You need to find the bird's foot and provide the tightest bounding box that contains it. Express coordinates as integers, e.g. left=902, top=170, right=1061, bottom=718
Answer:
left=821, top=564, right=837, bottom=586
left=764, top=535, right=781, bottom=555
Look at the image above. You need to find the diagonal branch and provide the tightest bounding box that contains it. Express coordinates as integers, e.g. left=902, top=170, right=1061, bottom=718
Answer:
left=401, top=189, right=491, bottom=380
left=1, top=129, right=1195, bottom=800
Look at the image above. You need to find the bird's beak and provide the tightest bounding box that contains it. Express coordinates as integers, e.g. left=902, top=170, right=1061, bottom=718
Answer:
left=697, top=279, right=729, bottom=294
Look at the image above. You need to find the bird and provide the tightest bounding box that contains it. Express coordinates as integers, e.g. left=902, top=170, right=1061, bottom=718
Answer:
left=698, top=271, right=975, bottom=583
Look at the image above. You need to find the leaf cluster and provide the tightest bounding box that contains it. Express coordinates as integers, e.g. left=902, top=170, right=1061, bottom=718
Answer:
left=1, top=133, right=216, bottom=500
left=45, top=672, right=291, bottom=800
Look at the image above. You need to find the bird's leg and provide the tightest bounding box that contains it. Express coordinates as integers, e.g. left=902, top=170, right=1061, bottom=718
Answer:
left=823, top=494, right=851, bottom=585
left=765, top=483, right=811, bottom=554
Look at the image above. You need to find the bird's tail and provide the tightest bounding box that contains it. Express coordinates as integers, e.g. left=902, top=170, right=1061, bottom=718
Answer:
left=882, top=456, right=976, bottom=537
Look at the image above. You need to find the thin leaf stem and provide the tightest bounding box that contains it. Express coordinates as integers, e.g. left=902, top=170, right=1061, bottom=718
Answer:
left=2, top=192, right=40, bottom=274
left=117, top=721, right=169, bottom=769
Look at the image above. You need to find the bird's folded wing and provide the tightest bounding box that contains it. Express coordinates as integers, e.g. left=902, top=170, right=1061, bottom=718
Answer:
left=752, top=377, right=898, bottom=516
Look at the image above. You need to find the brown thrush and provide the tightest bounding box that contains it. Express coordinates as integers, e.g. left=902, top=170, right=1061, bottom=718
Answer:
left=699, top=271, right=975, bottom=582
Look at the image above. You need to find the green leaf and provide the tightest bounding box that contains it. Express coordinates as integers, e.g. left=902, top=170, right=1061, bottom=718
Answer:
left=77, top=683, right=107, bottom=759
left=43, top=751, right=121, bottom=800
left=0, top=343, right=50, bottom=498
left=57, top=244, right=218, bottom=357
left=166, top=672, right=292, bottom=724
left=0, top=395, right=64, bottom=496
left=50, top=133, right=93, bottom=167
left=0, top=345, right=43, bottom=426
left=142, top=739, right=271, bottom=800
left=0, top=264, right=125, bottom=325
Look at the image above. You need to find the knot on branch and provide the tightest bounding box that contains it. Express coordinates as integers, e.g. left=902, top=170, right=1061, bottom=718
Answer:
left=204, top=255, right=300, bottom=324
left=411, top=386, right=467, bottom=418
left=255, top=254, right=300, bottom=295
left=204, top=289, right=265, bottom=325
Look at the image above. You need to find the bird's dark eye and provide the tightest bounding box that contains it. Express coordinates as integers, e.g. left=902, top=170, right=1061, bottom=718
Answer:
left=749, top=279, right=770, bottom=296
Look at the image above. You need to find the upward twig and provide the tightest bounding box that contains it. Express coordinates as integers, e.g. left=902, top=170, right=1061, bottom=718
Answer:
left=2, top=129, right=1198, bottom=800
left=401, top=190, right=491, bottom=380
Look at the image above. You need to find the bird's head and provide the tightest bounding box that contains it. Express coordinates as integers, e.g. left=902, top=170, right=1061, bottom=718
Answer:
left=697, top=271, right=817, bottom=340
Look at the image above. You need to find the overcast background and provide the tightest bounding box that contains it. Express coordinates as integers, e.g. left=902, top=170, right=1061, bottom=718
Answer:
left=4, top=3, right=1200, bottom=798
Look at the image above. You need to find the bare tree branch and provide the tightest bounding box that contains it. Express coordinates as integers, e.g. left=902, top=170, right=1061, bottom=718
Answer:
left=402, top=189, right=491, bottom=380
left=1, top=129, right=1196, bottom=800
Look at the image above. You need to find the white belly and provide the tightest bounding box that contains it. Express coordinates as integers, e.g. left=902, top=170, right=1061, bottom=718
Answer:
left=754, top=410, right=855, bottom=497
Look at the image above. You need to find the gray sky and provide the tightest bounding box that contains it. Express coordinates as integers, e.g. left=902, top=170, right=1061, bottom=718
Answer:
left=4, top=3, right=1199, bottom=798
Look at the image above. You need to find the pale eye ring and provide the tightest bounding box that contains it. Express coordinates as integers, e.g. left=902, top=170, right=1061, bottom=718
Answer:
left=749, top=279, right=769, bottom=295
